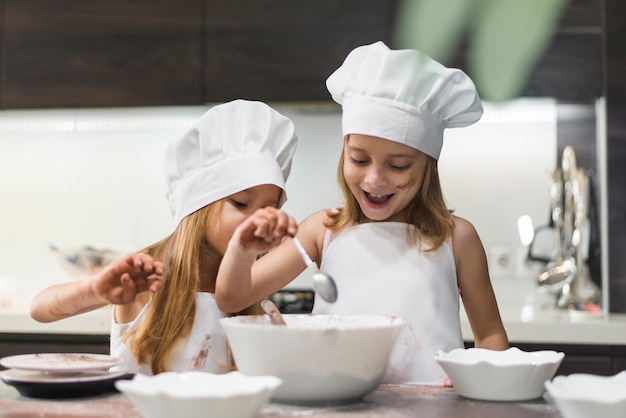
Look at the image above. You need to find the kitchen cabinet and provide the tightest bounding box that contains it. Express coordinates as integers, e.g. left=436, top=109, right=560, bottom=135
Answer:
left=2, top=333, right=624, bottom=378
left=515, top=342, right=626, bottom=376
left=0, top=0, right=605, bottom=108
left=465, top=341, right=626, bottom=376
left=202, top=0, right=397, bottom=103
left=605, top=0, right=626, bottom=313
left=0, top=333, right=109, bottom=370
left=1, top=0, right=206, bottom=108
left=0, top=0, right=396, bottom=108
left=445, top=0, right=603, bottom=101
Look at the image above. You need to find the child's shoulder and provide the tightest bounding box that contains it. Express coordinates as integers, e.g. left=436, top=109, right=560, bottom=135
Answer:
left=451, top=215, right=481, bottom=247
left=301, top=207, right=340, bottom=225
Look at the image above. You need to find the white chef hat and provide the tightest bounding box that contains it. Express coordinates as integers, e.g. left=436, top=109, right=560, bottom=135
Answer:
left=164, top=99, right=298, bottom=225
left=326, top=41, right=483, bottom=160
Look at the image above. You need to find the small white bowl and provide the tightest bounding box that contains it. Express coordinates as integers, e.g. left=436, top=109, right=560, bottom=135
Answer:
left=434, top=347, right=564, bottom=401
left=220, top=314, right=405, bottom=404
left=545, top=371, right=626, bottom=418
left=115, top=371, right=281, bottom=418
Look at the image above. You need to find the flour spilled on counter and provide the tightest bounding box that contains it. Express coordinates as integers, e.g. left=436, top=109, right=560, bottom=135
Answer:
left=0, top=395, right=141, bottom=418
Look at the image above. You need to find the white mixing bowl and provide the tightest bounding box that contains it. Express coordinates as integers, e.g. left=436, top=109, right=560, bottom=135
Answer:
left=545, top=371, right=626, bottom=418
left=115, top=371, right=281, bottom=418
left=434, top=347, right=564, bottom=401
left=220, top=314, right=405, bottom=405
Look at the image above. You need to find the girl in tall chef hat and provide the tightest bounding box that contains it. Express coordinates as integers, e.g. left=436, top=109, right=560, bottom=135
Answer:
left=216, top=42, right=508, bottom=385
left=30, top=99, right=298, bottom=375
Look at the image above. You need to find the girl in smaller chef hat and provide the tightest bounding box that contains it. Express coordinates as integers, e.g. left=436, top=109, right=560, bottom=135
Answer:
left=30, top=99, right=298, bottom=375
left=216, top=42, right=508, bottom=385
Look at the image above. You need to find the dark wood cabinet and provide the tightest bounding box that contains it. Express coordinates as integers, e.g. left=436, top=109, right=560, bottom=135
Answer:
left=0, top=0, right=396, bottom=108
left=203, top=0, right=397, bottom=103
left=521, top=0, right=603, bottom=100
left=2, top=0, right=206, bottom=108
left=466, top=341, right=626, bottom=376
left=0, top=333, right=110, bottom=370
left=445, top=0, right=603, bottom=101
left=0, top=0, right=607, bottom=109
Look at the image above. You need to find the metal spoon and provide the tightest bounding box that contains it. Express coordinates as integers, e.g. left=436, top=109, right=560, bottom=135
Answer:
left=291, top=236, right=338, bottom=303
left=260, top=299, right=286, bottom=325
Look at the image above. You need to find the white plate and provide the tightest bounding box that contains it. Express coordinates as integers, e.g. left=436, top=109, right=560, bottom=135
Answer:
left=0, top=368, right=128, bottom=384
left=0, top=353, right=124, bottom=375
left=0, top=369, right=134, bottom=399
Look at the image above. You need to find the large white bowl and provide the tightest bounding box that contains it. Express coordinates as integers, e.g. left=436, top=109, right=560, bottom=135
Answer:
left=545, top=371, right=626, bottom=418
left=114, top=371, right=281, bottom=418
left=219, top=314, right=405, bottom=404
left=434, top=347, right=564, bottom=401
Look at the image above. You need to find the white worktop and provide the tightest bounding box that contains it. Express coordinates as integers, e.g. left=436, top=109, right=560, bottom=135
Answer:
left=460, top=303, right=626, bottom=345
left=2, top=292, right=626, bottom=346
left=0, top=298, right=111, bottom=335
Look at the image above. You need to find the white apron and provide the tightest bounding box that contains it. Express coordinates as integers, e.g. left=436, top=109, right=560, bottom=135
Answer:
left=313, top=222, right=463, bottom=384
left=109, top=292, right=230, bottom=375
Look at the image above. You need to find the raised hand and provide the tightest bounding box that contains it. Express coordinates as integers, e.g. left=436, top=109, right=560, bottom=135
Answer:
left=230, top=207, right=297, bottom=256
left=92, top=252, right=164, bottom=305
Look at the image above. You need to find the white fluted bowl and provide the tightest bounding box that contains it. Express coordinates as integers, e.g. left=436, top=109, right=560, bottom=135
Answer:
left=545, top=371, right=626, bottom=418
left=220, top=314, right=405, bottom=405
left=434, top=347, right=564, bottom=401
left=115, top=371, right=281, bottom=418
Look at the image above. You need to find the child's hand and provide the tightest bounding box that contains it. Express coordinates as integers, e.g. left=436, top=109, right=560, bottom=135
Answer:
left=91, top=253, right=164, bottom=305
left=231, top=207, right=297, bottom=256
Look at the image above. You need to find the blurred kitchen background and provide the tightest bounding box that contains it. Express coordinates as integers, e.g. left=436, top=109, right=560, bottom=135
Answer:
left=0, top=99, right=557, bottom=302
left=0, top=0, right=624, bottom=314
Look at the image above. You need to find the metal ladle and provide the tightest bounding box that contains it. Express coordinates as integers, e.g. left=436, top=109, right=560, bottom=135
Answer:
left=291, top=236, right=338, bottom=303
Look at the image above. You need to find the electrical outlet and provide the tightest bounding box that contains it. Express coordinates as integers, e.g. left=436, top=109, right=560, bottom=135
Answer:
left=488, top=246, right=515, bottom=277
left=514, top=246, right=541, bottom=279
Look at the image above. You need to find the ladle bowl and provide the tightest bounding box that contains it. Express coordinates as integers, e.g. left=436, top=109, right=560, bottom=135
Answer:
left=536, top=258, right=577, bottom=291
left=291, top=236, right=337, bottom=303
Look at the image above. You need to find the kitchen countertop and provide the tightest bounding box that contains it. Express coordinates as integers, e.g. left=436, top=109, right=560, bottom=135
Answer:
left=2, top=294, right=626, bottom=345
left=0, top=299, right=111, bottom=335
left=0, top=379, right=561, bottom=418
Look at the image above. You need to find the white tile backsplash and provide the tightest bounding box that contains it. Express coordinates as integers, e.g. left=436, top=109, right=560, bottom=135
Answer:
left=0, top=99, right=557, bottom=304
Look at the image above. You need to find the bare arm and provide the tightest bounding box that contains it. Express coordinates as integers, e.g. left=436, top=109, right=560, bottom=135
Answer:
left=30, top=253, right=163, bottom=323
left=216, top=208, right=326, bottom=313
left=453, top=217, right=509, bottom=350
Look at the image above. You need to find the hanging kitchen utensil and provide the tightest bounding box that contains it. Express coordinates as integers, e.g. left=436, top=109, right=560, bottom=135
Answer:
left=556, top=166, right=600, bottom=307
left=536, top=166, right=576, bottom=291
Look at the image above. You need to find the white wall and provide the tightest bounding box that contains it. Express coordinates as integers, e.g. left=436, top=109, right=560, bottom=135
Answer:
left=0, top=99, right=556, bottom=304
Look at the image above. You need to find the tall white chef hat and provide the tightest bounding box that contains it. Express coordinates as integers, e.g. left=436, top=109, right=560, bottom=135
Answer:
left=164, top=99, right=298, bottom=225
left=326, top=41, right=483, bottom=160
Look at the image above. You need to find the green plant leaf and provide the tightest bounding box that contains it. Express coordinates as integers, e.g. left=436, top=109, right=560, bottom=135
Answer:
left=393, top=0, right=475, bottom=64
left=468, top=0, right=569, bottom=102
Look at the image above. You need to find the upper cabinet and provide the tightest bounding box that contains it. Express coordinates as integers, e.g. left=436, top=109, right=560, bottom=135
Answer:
left=203, top=0, right=397, bottom=103
left=0, top=0, right=604, bottom=109
left=2, top=0, right=206, bottom=108
left=518, top=0, right=603, bottom=100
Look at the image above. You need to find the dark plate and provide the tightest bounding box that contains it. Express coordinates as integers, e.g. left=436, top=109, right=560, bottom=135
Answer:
left=0, top=369, right=135, bottom=399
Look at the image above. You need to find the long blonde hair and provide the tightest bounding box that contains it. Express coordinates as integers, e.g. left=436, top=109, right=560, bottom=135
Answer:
left=124, top=201, right=260, bottom=374
left=326, top=148, right=454, bottom=251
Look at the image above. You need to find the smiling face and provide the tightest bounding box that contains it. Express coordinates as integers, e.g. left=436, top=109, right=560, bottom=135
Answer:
left=342, top=134, right=428, bottom=222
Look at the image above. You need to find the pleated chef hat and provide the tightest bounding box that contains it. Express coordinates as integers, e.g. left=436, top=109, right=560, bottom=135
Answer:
left=164, top=99, right=298, bottom=225
left=326, top=41, right=483, bottom=160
